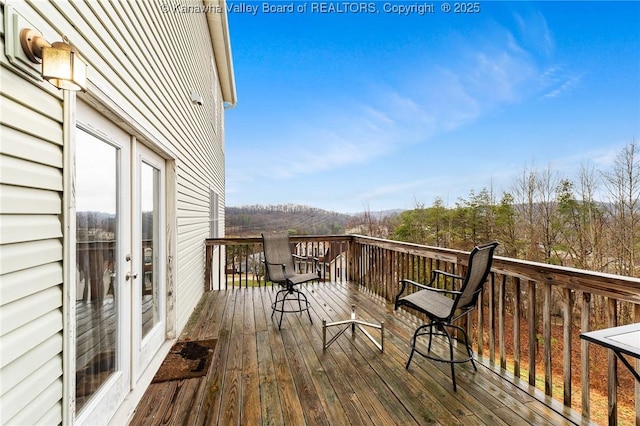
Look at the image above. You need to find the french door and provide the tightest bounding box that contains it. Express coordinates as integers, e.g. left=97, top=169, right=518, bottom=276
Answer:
left=74, top=101, right=166, bottom=424
left=132, top=144, right=166, bottom=381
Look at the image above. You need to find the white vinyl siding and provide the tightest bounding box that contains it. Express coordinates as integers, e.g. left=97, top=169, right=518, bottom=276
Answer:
left=12, top=0, right=224, bottom=325
left=210, top=189, right=220, bottom=238
left=1, top=5, right=65, bottom=418
left=65, top=0, right=224, bottom=330
left=1, top=0, right=229, bottom=422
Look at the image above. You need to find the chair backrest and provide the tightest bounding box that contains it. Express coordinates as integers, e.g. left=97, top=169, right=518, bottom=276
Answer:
left=261, top=232, right=296, bottom=283
left=453, top=241, right=499, bottom=312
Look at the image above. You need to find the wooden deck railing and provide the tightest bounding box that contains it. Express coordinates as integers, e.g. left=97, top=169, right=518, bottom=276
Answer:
left=205, top=235, right=640, bottom=425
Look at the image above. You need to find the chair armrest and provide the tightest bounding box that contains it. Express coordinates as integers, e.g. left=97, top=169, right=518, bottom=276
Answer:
left=263, top=260, right=289, bottom=281
left=292, top=254, right=321, bottom=277
left=430, top=269, right=464, bottom=282
left=399, top=278, right=431, bottom=291
left=394, top=277, right=463, bottom=310
left=422, top=287, right=462, bottom=296
left=292, top=253, right=319, bottom=262
left=399, top=278, right=462, bottom=295
left=394, top=279, right=427, bottom=310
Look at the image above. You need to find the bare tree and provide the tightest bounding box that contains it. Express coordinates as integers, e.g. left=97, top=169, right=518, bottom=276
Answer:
left=556, top=168, right=604, bottom=270
left=512, top=165, right=542, bottom=261
left=577, top=163, right=606, bottom=271
left=495, top=192, right=518, bottom=257
left=601, top=141, right=640, bottom=276
left=535, top=164, right=562, bottom=263
left=349, top=202, right=389, bottom=238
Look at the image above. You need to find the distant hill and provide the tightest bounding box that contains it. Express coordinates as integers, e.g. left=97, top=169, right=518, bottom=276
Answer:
left=225, top=204, right=354, bottom=236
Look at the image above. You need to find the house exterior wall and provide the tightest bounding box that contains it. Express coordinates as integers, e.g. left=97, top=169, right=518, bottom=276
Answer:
left=0, top=1, right=233, bottom=424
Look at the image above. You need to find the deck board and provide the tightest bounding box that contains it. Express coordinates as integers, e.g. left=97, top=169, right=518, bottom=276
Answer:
left=129, top=282, right=585, bottom=425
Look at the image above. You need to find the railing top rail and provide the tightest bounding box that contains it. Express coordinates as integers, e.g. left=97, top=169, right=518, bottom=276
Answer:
left=207, top=234, right=640, bottom=303
left=491, top=256, right=640, bottom=303
left=205, top=235, right=351, bottom=245
left=351, top=234, right=640, bottom=303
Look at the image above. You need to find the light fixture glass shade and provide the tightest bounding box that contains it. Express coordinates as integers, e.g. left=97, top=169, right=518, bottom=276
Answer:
left=41, top=41, right=87, bottom=91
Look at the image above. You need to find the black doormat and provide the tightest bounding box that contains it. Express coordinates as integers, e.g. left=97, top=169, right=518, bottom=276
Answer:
left=151, top=339, right=217, bottom=383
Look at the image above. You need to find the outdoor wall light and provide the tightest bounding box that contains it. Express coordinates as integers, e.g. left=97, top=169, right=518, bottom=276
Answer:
left=19, top=28, right=87, bottom=91
left=190, top=91, right=204, bottom=106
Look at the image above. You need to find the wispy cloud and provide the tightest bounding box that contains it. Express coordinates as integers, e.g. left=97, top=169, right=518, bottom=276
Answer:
left=228, top=9, right=578, bottom=197
left=513, top=10, right=555, bottom=57
left=542, top=70, right=582, bottom=98
left=579, top=145, right=624, bottom=169
left=511, top=10, right=582, bottom=99
left=359, top=168, right=517, bottom=210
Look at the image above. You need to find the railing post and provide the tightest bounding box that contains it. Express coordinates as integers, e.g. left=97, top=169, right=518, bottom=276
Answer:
left=205, top=242, right=212, bottom=291
left=563, top=287, right=574, bottom=408
left=635, top=304, right=640, bottom=426
left=581, top=292, right=591, bottom=419
left=608, top=297, right=618, bottom=425
left=477, top=289, right=484, bottom=358
left=499, top=275, right=506, bottom=370
left=513, top=277, right=521, bottom=378
left=528, top=280, right=536, bottom=387
left=489, top=273, right=495, bottom=365
left=543, top=281, right=552, bottom=397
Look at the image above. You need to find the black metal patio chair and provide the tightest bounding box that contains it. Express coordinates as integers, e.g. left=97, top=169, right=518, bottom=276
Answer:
left=262, top=232, right=320, bottom=329
left=394, top=241, right=499, bottom=391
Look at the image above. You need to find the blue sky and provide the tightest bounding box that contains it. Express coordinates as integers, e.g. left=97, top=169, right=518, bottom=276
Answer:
left=224, top=1, right=640, bottom=214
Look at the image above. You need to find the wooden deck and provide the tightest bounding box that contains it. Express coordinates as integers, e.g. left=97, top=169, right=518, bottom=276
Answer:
left=129, top=282, right=583, bottom=425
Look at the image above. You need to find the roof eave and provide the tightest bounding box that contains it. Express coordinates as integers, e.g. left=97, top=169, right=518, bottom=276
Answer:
left=205, top=0, right=237, bottom=108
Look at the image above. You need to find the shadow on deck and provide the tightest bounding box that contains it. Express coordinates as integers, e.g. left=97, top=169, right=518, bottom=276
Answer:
left=130, top=282, right=583, bottom=425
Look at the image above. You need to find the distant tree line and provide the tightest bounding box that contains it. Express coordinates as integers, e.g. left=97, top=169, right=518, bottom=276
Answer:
left=226, top=204, right=351, bottom=236
left=226, top=141, right=640, bottom=278
left=371, top=141, right=640, bottom=278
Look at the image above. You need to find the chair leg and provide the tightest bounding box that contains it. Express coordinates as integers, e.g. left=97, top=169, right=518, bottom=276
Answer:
left=406, top=320, right=477, bottom=392
left=293, top=288, right=312, bottom=324
left=406, top=323, right=429, bottom=369
left=406, top=327, right=418, bottom=369
left=299, top=290, right=313, bottom=324
left=271, top=287, right=312, bottom=329
left=271, top=288, right=287, bottom=319
left=272, top=288, right=287, bottom=329
left=427, top=320, right=435, bottom=353
left=457, top=325, right=477, bottom=371
left=271, top=294, right=277, bottom=319
left=441, top=327, right=457, bottom=392
left=278, top=306, right=285, bottom=329
left=405, top=343, right=416, bottom=369
left=425, top=322, right=459, bottom=392
left=278, top=289, right=291, bottom=330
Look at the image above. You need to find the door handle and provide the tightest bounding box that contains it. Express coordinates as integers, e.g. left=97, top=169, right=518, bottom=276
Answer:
left=126, top=272, right=138, bottom=281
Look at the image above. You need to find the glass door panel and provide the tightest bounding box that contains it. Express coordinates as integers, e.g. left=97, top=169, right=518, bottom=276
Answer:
left=75, top=101, right=131, bottom=425
left=75, top=100, right=166, bottom=421
left=133, top=143, right=166, bottom=381
left=75, top=130, right=127, bottom=415
left=141, top=161, right=160, bottom=337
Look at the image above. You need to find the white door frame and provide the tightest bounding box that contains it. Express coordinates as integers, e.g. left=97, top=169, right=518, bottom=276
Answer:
left=74, top=102, right=133, bottom=426
left=131, top=141, right=167, bottom=383
left=70, top=100, right=172, bottom=424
